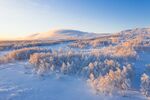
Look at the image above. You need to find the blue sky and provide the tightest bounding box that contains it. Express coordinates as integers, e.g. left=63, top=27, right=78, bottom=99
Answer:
left=0, top=0, right=150, bottom=39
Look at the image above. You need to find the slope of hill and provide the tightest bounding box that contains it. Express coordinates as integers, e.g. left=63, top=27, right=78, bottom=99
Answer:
left=23, top=29, right=101, bottom=40
left=117, top=28, right=150, bottom=40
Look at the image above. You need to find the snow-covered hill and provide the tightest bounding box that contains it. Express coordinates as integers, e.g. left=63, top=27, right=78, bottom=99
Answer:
left=23, top=28, right=150, bottom=41
left=0, top=27, right=150, bottom=100
left=23, top=29, right=100, bottom=40
left=118, top=28, right=150, bottom=35
left=117, top=28, right=150, bottom=40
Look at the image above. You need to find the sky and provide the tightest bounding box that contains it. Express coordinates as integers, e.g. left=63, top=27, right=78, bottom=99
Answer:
left=0, top=0, right=150, bottom=40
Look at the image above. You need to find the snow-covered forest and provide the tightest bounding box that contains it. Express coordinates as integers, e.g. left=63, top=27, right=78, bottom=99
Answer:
left=0, top=28, right=150, bottom=100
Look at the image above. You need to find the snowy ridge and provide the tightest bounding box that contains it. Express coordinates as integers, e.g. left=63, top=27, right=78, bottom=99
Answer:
left=118, top=28, right=150, bottom=35
left=117, top=28, right=150, bottom=40
left=23, top=29, right=101, bottom=40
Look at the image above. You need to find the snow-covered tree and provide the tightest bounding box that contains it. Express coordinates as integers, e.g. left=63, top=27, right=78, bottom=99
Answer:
left=88, top=68, right=131, bottom=96
left=140, top=73, right=150, bottom=97
left=61, top=62, right=68, bottom=74
left=50, top=64, right=55, bottom=72
left=88, top=62, right=94, bottom=73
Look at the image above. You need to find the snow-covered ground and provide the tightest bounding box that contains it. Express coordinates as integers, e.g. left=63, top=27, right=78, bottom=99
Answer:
left=0, top=28, right=150, bottom=100
left=0, top=51, right=9, bottom=56
left=0, top=62, right=147, bottom=100
left=38, top=42, right=71, bottom=50
left=132, top=51, right=150, bottom=89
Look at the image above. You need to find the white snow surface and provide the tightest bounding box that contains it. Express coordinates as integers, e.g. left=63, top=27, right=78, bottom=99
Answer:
left=1, top=28, right=150, bottom=100
left=0, top=62, right=147, bottom=100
